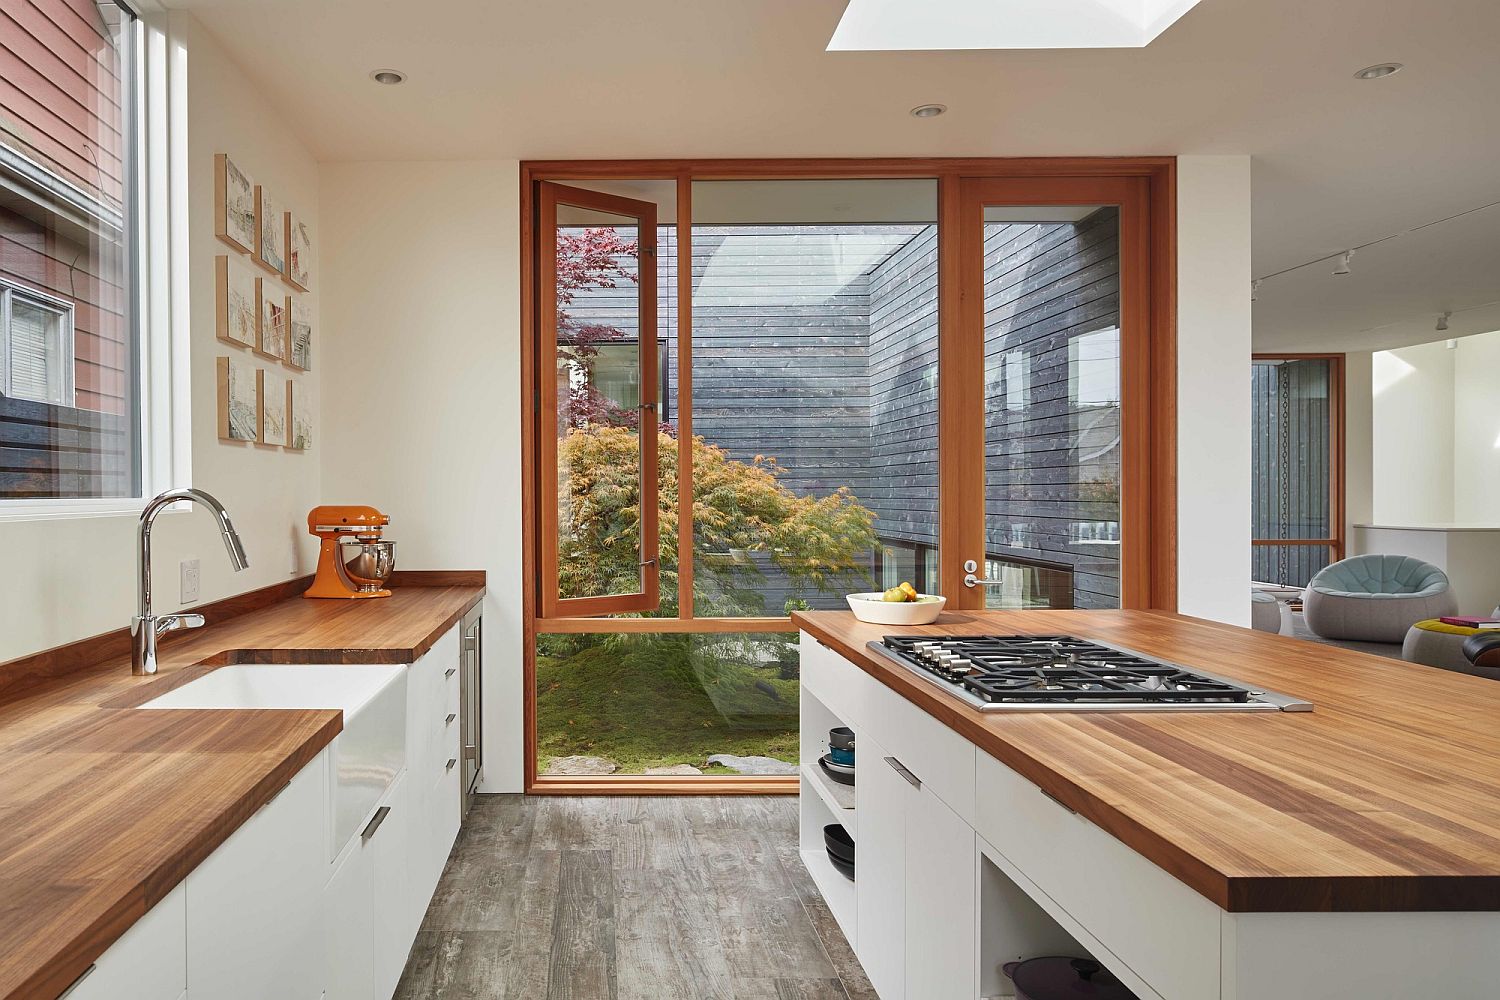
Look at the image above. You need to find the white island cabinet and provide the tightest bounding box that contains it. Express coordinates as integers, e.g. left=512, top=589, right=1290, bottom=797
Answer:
left=60, top=884, right=185, bottom=1000
left=799, top=629, right=1500, bottom=1000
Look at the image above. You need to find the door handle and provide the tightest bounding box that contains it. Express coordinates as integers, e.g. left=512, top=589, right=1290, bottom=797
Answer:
left=884, top=756, right=921, bottom=789
left=361, top=805, right=391, bottom=842
left=962, top=559, right=1005, bottom=588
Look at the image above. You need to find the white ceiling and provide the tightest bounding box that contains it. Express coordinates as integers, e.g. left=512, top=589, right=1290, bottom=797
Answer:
left=166, top=0, right=1500, bottom=353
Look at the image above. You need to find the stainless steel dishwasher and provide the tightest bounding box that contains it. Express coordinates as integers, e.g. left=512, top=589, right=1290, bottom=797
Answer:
left=459, top=602, right=483, bottom=814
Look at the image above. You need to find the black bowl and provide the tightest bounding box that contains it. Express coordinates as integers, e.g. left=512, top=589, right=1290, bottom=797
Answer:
left=829, top=726, right=856, bottom=751
left=828, top=853, right=855, bottom=881
left=818, top=755, right=855, bottom=786
left=823, top=823, right=855, bottom=864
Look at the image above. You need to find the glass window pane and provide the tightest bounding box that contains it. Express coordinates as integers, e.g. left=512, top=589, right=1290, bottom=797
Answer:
left=536, top=630, right=798, bottom=776
left=689, top=179, right=940, bottom=616
left=982, top=205, right=1121, bottom=609
left=553, top=206, right=645, bottom=602
left=0, top=1, right=137, bottom=499
left=549, top=180, right=679, bottom=614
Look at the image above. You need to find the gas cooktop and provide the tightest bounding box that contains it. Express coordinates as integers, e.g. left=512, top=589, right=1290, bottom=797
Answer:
left=868, top=634, right=1312, bottom=712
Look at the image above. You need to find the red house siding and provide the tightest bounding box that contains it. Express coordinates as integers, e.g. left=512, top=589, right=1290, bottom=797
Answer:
left=0, top=0, right=128, bottom=417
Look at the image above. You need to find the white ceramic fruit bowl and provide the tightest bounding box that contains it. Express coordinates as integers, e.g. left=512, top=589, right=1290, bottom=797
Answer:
left=846, top=592, right=947, bottom=625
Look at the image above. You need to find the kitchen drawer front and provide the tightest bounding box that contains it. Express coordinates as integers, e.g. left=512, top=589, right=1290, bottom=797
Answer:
left=64, top=884, right=185, bottom=1000
left=800, top=631, right=881, bottom=732
left=975, top=752, right=1221, bottom=1000
left=866, top=678, right=975, bottom=826
left=800, top=631, right=975, bottom=823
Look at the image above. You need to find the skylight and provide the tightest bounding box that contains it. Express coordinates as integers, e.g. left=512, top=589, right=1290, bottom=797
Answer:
left=827, top=0, right=1205, bottom=51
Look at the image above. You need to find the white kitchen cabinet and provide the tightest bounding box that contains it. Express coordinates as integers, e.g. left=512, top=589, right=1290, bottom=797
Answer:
left=324, top=818, right=375, bottom=1000
left=904, top=780, right=976, bottom=1000
left=372, top=771, right=418, bottom=999
left=62, top=884, right=185, bottom=1000
left=324, top=768, right=419, bottom=1000
left=852, top=733, right=976, bottom=1000
left=855, top=732, right=907, bottom=1000
left=186, top=748, right=328, bottom=1000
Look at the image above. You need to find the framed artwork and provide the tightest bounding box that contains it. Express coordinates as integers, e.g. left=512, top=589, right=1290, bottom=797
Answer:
left=256, top=278, right=288, bottom=361
left=288, top=379, right=312, bottom=451
left=288, top=297, right=312, bottom=371
left=216, top=356, right=260, bottom=442
left=254, top=185, right=286, bottom=274
left=215, top=256, right=256, bottom=348
left=213, top=153, right=255, bottom=254
left=259, top=372, right=289, bottom=447
left=285, top=211, right=312, bottom=290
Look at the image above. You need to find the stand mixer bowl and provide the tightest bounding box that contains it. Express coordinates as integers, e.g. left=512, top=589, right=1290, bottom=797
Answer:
left=339, top=539, right=396, bottom=593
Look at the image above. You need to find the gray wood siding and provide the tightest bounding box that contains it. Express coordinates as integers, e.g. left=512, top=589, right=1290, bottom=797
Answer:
left=562, top=213, right=1124, bottom=611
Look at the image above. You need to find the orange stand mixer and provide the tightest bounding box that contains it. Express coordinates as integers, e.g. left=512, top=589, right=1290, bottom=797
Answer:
left=305, top=504, right=397, bottom=599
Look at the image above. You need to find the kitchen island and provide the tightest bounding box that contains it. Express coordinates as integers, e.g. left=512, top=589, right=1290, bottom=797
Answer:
left=0, top=574, right=483, bottom=1000
left=792, top=608, right=1500, bottom=1000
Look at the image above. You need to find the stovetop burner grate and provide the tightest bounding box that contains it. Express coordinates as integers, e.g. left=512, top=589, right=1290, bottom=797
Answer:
left=877, top=634, right=1266, bottom=706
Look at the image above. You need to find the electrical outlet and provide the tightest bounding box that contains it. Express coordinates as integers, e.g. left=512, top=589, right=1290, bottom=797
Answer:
left=180, top=558, right=201, bottom=604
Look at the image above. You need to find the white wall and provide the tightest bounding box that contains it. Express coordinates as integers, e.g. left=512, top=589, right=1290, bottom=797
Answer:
left=1176, top=155, right=1253, bottom=625
left=1453, top=332, right=1500, bottom=522
left=0, top=16, right=320, bottom=661
left=318, top=161, right=521, bottom=792
left=1372, top=340, right=1457, bottom=524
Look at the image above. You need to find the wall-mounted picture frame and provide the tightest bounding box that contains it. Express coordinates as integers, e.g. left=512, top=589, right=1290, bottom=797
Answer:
left=216, top=356, right=260, bottom=442
left=288, top=379, right=312, bottom=451
left=213, top=153, right=255, bottom=254
left=288, top=297, right=312, bottom=371
left=256, top=278, right=289, bottom=362
left=285, top=210, right=312, bottom=291
left=259, top=371, right=289, bottom=447
left=215, top=255, right=256, bottom=348
left=254, top=185, right=286, bottom=275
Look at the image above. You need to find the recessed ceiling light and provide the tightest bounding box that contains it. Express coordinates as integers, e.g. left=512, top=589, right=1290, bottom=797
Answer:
left=370, top=69, right=407, bottom=85
left=910, top=104, right=947, bottom=118
left=1354, top=63, right=1403, bottom=80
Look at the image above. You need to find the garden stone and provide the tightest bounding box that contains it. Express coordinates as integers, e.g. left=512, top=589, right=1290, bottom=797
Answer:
left=643, top=764, right=703, bottom=775
left=546, top=755, right=618, bottom=775
left=707, top=753, right=798, bottom=775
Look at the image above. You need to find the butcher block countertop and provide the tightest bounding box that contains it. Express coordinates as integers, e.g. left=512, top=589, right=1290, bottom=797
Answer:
left=792, top=608, right=1500, bottom=914
left=0, top=578, right=484, bottom=1000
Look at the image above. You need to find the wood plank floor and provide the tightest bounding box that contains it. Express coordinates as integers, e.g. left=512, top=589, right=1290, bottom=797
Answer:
left=397, top=795, right=876, bottom=1000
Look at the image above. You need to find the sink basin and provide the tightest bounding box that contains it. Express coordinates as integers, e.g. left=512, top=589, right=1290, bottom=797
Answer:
left=144, top=664, right=407, bottom=856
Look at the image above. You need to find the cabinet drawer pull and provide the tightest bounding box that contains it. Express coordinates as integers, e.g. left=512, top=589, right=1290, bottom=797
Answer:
left=1040, top=786, right=1078, bottom=816
left=361, top=805, right=392, bottom=841
left=446, top=757, right=458, bottom=771
left=445, top=667, right=457, bottom=678
left=884, top=756, right=921, bottom=789
left=445, top=712, right=456, bottom=724
left=56, top=964, right=95, bottom=999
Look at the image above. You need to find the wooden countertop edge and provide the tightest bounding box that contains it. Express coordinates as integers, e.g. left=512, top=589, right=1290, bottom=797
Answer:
left=18, top=710, right=344, bottom=1000
left=790, top=610, right=1496, bottom=914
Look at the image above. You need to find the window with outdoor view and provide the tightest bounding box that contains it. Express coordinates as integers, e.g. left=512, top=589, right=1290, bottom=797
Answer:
left=0, top=0, right=139, bottom=502
left=530, top=169, right=1171, bottom=782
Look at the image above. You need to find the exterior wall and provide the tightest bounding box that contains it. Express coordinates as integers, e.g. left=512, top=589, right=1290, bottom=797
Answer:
left=1251, top=358, right=1333, bottom=587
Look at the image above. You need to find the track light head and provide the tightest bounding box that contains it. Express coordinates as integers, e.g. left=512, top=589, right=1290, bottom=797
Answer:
left=1436, top=311, right=1451, bottom=332
left=1251, top=279, right=1262, bottom=302
left=1332, top=250, right=1355, bottom=276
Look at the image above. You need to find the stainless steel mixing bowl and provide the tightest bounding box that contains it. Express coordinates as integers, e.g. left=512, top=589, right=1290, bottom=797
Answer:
left=339, top=539, right=396, bottom=592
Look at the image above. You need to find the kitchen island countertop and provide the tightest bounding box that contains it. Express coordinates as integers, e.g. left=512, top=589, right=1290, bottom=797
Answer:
left=792, top=608, right=1500, bottom=913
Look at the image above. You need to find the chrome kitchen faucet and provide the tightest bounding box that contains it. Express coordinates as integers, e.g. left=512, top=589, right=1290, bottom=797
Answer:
left=132, top=489, right=249, bottom=676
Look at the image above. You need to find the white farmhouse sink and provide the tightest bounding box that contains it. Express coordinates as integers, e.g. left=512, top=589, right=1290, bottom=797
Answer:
left=144, top=664, right=407, bottom=856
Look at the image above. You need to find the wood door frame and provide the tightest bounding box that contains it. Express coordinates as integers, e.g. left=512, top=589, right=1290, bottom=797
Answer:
left=1250, top=352, right=1347, bottom=573
left=537, top=182, right=661, bottom=618
left=520, top=157, right=1178, bottom=794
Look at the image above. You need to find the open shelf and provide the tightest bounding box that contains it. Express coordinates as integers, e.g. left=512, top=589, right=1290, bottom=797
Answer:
left=800, top=847, right=856, bottom=941
left=800, top=762, right=856, bottom=835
